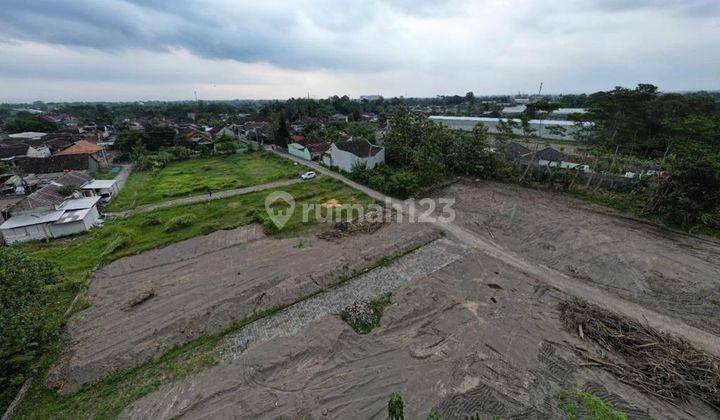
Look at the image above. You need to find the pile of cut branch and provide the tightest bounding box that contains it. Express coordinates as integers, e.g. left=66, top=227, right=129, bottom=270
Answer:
left=317, top=210, right=386, bottom=240
left=559, top=298, right=720, bottom=409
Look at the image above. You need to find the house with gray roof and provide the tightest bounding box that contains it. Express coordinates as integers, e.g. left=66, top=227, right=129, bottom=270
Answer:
left=323, top=139, right=385, bottom=172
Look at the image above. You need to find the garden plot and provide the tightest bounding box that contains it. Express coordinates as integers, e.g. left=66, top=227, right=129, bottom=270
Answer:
left=46, top=221, right=440, bottom=394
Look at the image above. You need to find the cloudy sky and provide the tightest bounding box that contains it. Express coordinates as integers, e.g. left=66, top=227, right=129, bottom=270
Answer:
left=0, top=0, right=718, bottom=102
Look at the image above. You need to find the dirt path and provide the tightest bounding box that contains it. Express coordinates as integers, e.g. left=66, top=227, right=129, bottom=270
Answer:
left=105, top=177, right=304, bottom=217
left=272, top=151, right=720, bottom=357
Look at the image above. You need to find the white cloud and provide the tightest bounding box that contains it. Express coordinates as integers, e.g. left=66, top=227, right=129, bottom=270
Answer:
left=0, top=0, right=718, bottom=101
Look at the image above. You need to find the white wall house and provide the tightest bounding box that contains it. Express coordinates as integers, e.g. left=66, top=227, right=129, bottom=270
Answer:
left=1, top=196, right=100, bottom=244
left=323, top=139, right=385, bottom=172
left=0, top=211, right=64, bottom=244
left=81, top=179, right=119, bottom=203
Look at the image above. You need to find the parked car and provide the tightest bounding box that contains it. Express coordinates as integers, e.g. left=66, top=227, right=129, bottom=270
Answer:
left=301, top=171, right=317, bottom=180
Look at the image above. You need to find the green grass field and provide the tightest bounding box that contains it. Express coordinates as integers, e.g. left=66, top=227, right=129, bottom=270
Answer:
left=13, top=177, right=371, bottom=418
left=106, top=152, right=303, bottom=211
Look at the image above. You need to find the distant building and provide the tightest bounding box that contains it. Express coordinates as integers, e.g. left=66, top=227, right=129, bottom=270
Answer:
left=26, top=145, right=52, bottom=158
left=428, top=116, right=592, bottom=140
left=81, top=179, right=120, bottom=203
left=57, top=140, right=107, bottom=167
left=8, top=132, right=47, bottom=141
left=288, top=137, right=330, bottom=160
left=329, top=113, right=349, bottom=123
left=360, top=95, right=382, bottom=101
left=360, top=112, right=378, bottom=122
left=324, top=139, right=384, bottom=171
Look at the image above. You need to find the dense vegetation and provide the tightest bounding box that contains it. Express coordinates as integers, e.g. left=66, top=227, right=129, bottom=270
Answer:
left=344, top=84, right=720, bottom=233
left=588, top=84, right=720, bottom=157
left=0, top=249, right=62, bottom=408
left=2, top=111, right=57, bottom=134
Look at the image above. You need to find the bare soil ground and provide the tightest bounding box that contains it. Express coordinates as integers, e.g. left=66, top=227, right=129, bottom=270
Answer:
left=441, top=181, right=720, bottom=336
left=122, top=243, right=717, bottom=419
left=46, top=221, right=439, bottom=394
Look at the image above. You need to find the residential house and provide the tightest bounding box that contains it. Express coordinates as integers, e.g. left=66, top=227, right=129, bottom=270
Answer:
left=360, top=112, right=378, bottom=123
left=8, top=132, right=47, bottom=141
left=81, top=179, right=119, bottom=203
left=323, top=139, right=384, bottom=171
left=212, top=125, right=241, bottom=139
left=329, top=113, right=349, bottom=123
left=8, top=171, right=92, bottom=216
left=288, top=136, right=330, bottom=161
left=179, top=128, right=213, bottom=149
left=26, top=145, right=52, bottom=158
left=0, top=195, right=100, bottom=244
left=57, top=140, right=108, bottom=167
left=506, top=142, right=531, bottom=161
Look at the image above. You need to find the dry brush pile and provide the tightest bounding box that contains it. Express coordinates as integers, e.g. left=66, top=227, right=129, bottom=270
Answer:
left=559, top=298, right=720, bottom=410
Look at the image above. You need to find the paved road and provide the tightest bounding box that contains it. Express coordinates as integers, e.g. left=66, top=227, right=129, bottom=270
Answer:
left=270, top=148, right=720, bottom=357
left=106, top=178, right=304, bottom=218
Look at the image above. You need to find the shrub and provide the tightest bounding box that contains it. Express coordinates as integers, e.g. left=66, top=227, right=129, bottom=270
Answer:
left=0, top=249, right=61, bottom=390
left=340, top=293, right=391, bottom=334
left=250, top=209, right=280, bottom=235
left=427, top=410, right=442, bottom=420
left=103, top=234, right=129, bottom=256
left=388, top=392, right=404, bottom=420
left=141, top=216, right=161, bottom=226
left=163, top=214, right=197, bottom=232
left=57, top=184, right=80, bottom=197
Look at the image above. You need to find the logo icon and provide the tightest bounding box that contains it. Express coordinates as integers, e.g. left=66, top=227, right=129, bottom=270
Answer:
left=265, top=191, right=295, bottom=229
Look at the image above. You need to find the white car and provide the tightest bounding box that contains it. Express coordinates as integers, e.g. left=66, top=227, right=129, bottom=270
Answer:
left=301, top=171, right=317, bottom=180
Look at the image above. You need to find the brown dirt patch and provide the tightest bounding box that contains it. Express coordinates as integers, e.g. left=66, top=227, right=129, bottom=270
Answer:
left=46, top=221, right=439, bottom=394
left=123, top=248, right=718, bottom=419
left=438, top=180, right=720, bottom=336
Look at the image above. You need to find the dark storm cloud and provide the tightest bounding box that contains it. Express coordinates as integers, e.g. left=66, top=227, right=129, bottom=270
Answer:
left=0, top=0, right=460, bottom=70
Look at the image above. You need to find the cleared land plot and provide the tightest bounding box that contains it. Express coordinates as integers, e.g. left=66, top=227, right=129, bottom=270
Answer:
left=122, top=245, right=717, bottom=419
left=11, top=178, right=369, bottom=409
left=438, top=181, right=720, bottom=336
left=44, top=221, right=439, bottom=394
left=106, top=152, right=302, bottom=211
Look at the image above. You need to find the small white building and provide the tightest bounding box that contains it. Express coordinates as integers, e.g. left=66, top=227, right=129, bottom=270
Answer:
left=26, top=145, right=52, bottom=158
left=50, top=197, right=101, bottom=238
left=8, top=132, right=47, bottom=140
left=0, top=196, right=100, bottom=244
left=323, top=139, right=385, bottom=172
left=0, top=211, right=64, bottom=244
left=81, top=179, right=119, bottom=203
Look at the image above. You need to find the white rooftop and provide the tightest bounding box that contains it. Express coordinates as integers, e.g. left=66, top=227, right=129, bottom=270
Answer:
left=56, top=196, right=100, bottom=211
left=0, top=210, right=64, bottom=229
left=55, top=208, right=93, bottom=225
left=82, top=179, right=117, bottom=189
left=428, top=115, right=593, bottom=127
left=8, top=132, right=47, bottom=139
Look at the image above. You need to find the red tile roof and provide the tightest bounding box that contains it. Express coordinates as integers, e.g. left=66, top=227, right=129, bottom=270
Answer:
left=57, top=140, right=102, bottom=155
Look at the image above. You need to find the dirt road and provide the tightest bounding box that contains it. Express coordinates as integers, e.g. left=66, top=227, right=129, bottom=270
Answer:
left=273, top=152, right=720, bottom=357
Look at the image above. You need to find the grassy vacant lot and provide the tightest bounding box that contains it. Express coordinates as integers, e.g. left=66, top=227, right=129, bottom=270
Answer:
left=14, top=177, right=371, bottom=419
left=106, top=152, right=302, bottom=211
